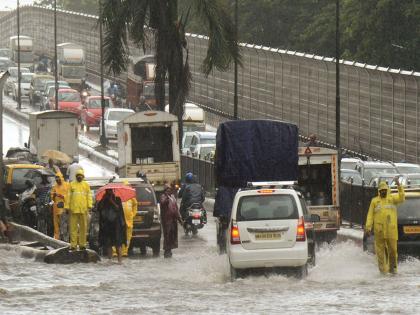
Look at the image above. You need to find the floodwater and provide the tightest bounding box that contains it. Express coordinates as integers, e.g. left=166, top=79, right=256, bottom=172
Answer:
left=3, top=106, right=420, bottom=314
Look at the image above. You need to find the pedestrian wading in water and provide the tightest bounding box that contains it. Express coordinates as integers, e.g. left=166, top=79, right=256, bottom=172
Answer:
left=160, top=184, right=183, bottom=258
left=97, top=189, right=127, bottom=263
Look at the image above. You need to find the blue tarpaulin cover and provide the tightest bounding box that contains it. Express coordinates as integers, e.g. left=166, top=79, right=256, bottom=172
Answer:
left=215, top=119, right=299, bottom=187
left=213, top=120, right=299, bottom=218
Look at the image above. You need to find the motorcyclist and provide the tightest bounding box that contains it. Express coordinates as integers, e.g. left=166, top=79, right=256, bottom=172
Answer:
left=179, top=173, right=206, bottom=222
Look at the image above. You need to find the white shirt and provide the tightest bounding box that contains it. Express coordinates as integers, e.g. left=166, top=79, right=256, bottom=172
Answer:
left=66, top=163, right=83, bottom=182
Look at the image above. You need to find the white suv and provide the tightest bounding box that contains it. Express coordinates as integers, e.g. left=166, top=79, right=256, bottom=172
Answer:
left=227, top=182, right=317, bottom=279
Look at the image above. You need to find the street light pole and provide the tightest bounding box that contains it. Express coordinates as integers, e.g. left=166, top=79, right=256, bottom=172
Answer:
left=0, top=71, right=11, bottom=205
left=99, top=0, right=107, bottom=147
left=17, top=0, right=21, bottom=110
left=335, top=0, right=341, bottom=169
left=54, top=0, right=59, bottom=110
left=233, top=0, right=238, bottom=120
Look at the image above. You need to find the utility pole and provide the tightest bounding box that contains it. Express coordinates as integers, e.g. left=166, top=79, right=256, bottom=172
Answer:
left=17, top=0, right=21, bottom=110
left=233, top=0, right=239, bottom=120
left=335, top=0, right=341, bottom=169
left=99, top=0, right=107, bottom=147
left=0, top=71, right=11, bottom=205
left=54, top=0, right=59, bottom=110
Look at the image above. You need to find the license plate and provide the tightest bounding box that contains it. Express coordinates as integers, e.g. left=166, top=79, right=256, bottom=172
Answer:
left=403, top=226, right=420, bottom=234
left=134, top=216, right=144, bottom=223
left=192, top=219, right=200, bottom=224
left=255, top=232, right=282, bottom=240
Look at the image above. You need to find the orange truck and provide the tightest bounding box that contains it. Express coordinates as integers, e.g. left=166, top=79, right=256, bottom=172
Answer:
left=126, top=55, right=168, bottom=111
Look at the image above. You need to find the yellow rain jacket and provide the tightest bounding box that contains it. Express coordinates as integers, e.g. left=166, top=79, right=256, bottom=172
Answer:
left=366, top=182, right=405, bottom=240
left=65, top=169, right=92, bottom=213
left=123, top=198, right=138, bottom=229
left=51, top=173, right=70, bottom=213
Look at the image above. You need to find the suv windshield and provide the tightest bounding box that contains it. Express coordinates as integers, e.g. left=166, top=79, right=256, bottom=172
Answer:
left=364, top=167, right=397, bottom=183
left=237, top=194, right=298, bottom=221
left=135, top=186, right=156, bottom=207
left=12, top=168, right=34, bottom=191
left=398, top=197, right=420, bottom=219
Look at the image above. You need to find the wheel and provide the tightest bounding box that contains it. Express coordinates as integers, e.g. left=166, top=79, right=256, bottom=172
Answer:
left=308, top=242, right=316, bottom=266
left=152, top=242, right=160, bottom=257
left=192, top=226, right=198, bottom=236
left=296, top=264, right=308, bottom=279
left=140, top=244, right=147, bottom=256
left=217, top=224, right=227, bottom=254
left=230, top=264, right=237, bottom=281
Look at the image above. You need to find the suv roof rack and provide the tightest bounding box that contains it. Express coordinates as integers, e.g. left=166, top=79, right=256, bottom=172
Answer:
left=246, top=181, right=297, bottom=188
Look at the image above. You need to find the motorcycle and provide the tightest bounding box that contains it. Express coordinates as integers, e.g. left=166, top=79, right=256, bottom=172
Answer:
left=16, top=186, right=38, bottom=229
left=183, top=203, right=207, bottom=236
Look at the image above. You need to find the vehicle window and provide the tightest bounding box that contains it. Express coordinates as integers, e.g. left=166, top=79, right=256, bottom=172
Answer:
left=58, top=92, right=81, bottom=102
left=199, top=147, right=214, bottom=158
left=183, top=136, right=193, bottom=148
left=200, top=138, right=216, bottom=145
left=11, top=169, right=33, bottom=191
left=89, top=98, right=110, bottom=109
left=136, top=186, right=156, bottom=206
left=237, top=194, right=298, bottom=221
left=398, top=197, right=420, bottom=219
left=341, top=161, right=357, bottom=170
left=108, top=111, right=133, bottom=121
left=364, top=167, right=397, bottom=182
left=299, top=196, right=309, bottom=215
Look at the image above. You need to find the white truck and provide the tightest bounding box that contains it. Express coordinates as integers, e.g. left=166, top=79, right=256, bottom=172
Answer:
left=165, top=102, right=206, bottom=132
left=9, top=35, right=34, bottom=69
left=117, top=111, right=181, bottom=192
left=29, top=110, right=79, bottom=161
left=57, top=43, right=86, bottom=89
left=298, top=146, right=340, bottom=240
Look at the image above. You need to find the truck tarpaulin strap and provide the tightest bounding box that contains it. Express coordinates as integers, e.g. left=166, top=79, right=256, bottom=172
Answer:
left=215, top=120, right=299, bottom=187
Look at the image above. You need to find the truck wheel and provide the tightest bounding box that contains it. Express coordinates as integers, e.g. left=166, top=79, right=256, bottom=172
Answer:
left=308, top=243, right=316, bottom=267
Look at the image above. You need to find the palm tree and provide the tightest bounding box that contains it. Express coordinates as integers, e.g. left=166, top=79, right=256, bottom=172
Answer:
left=100, top=0, right=240, bottom=140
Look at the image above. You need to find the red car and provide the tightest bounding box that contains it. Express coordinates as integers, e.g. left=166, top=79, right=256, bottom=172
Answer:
left=80, top=96, right=110, bottom=130
left=49, top=88, right=82, bottom=116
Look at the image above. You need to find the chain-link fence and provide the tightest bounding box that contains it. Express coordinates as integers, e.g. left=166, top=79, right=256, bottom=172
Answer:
left=1, top=5, right=420, bottom=163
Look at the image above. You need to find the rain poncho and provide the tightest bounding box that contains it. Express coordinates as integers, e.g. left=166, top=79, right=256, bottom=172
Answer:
left=365, top=181, right=405, bottom=273
left=50, top=173, right=69, bottom=240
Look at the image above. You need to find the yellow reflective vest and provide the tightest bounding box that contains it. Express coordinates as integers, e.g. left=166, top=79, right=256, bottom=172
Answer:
left=65, top=180, right=92, bottom=214
left=366, top=184, right=405, bottom=240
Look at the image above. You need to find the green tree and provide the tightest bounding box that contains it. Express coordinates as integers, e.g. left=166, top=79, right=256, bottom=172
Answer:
left=100, top=0, right=240, bottom=140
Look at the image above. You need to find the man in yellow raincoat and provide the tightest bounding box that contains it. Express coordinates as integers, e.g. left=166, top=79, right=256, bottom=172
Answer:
left=113, top=180, right=138, bottom=257
left=365, top=178, right=405, bottom=274
left=50, top=173, right=69, bottom=240
left=65, top=169, right=92, bottom=250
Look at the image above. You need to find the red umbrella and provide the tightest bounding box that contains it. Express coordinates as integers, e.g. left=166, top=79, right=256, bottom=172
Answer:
left=95, top=183, right=136, bottom=202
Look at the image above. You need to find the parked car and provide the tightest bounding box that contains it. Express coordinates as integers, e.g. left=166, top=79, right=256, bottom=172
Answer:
left=48, top=88, right=82, bottom=115
left=341, top=157, right=361, bottom=170
left=354, top=161, right=398, bottom=185
left=99, top=108, right=135, bottom=140
left=227, top=182, right=319, bottom=279
left=188, top=131, right=216, bottom=154
left=80, top=96, right=111, bottom=130
left=393, top=162, right=420, bottom=175
left=340, top=169, right=363, bottom=185
left=4, top=66, right=30, bottom=96
left=40, top=83, right=71, bottom=111
left=191, top=143, right=215, bottom=160
left=29, top=74, right=54, bottom=106
left=369, top=174, right=401, bottom=188
left=11, top=72, right=35, bottom=100
left=0, top=57, right=14, bottom=72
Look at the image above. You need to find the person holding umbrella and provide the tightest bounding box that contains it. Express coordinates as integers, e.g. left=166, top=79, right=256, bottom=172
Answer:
left=96, top=183, right=133, bottom=263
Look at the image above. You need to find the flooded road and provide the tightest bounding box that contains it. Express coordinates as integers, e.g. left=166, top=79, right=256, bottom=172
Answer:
left=3, top=110, right=420, bottom=314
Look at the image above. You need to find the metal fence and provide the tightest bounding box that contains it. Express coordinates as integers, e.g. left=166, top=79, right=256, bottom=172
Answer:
left=180, top=155, right=215, bottom=195
left=1, top=5, right=420, bottom=163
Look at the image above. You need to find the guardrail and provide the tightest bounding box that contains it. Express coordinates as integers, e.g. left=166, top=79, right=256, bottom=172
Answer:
left=180, top=155, right=216, bottom=195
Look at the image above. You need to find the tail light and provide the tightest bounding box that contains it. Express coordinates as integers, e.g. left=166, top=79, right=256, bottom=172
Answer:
left=230, top=222, right=241, bottom=245
left=296, top=216, right=306, bottom=241
left=193, top=212, right=201, bottom=219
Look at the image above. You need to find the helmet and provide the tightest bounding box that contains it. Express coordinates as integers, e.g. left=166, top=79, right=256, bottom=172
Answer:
left=185, top=172, right=193, bottom=183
